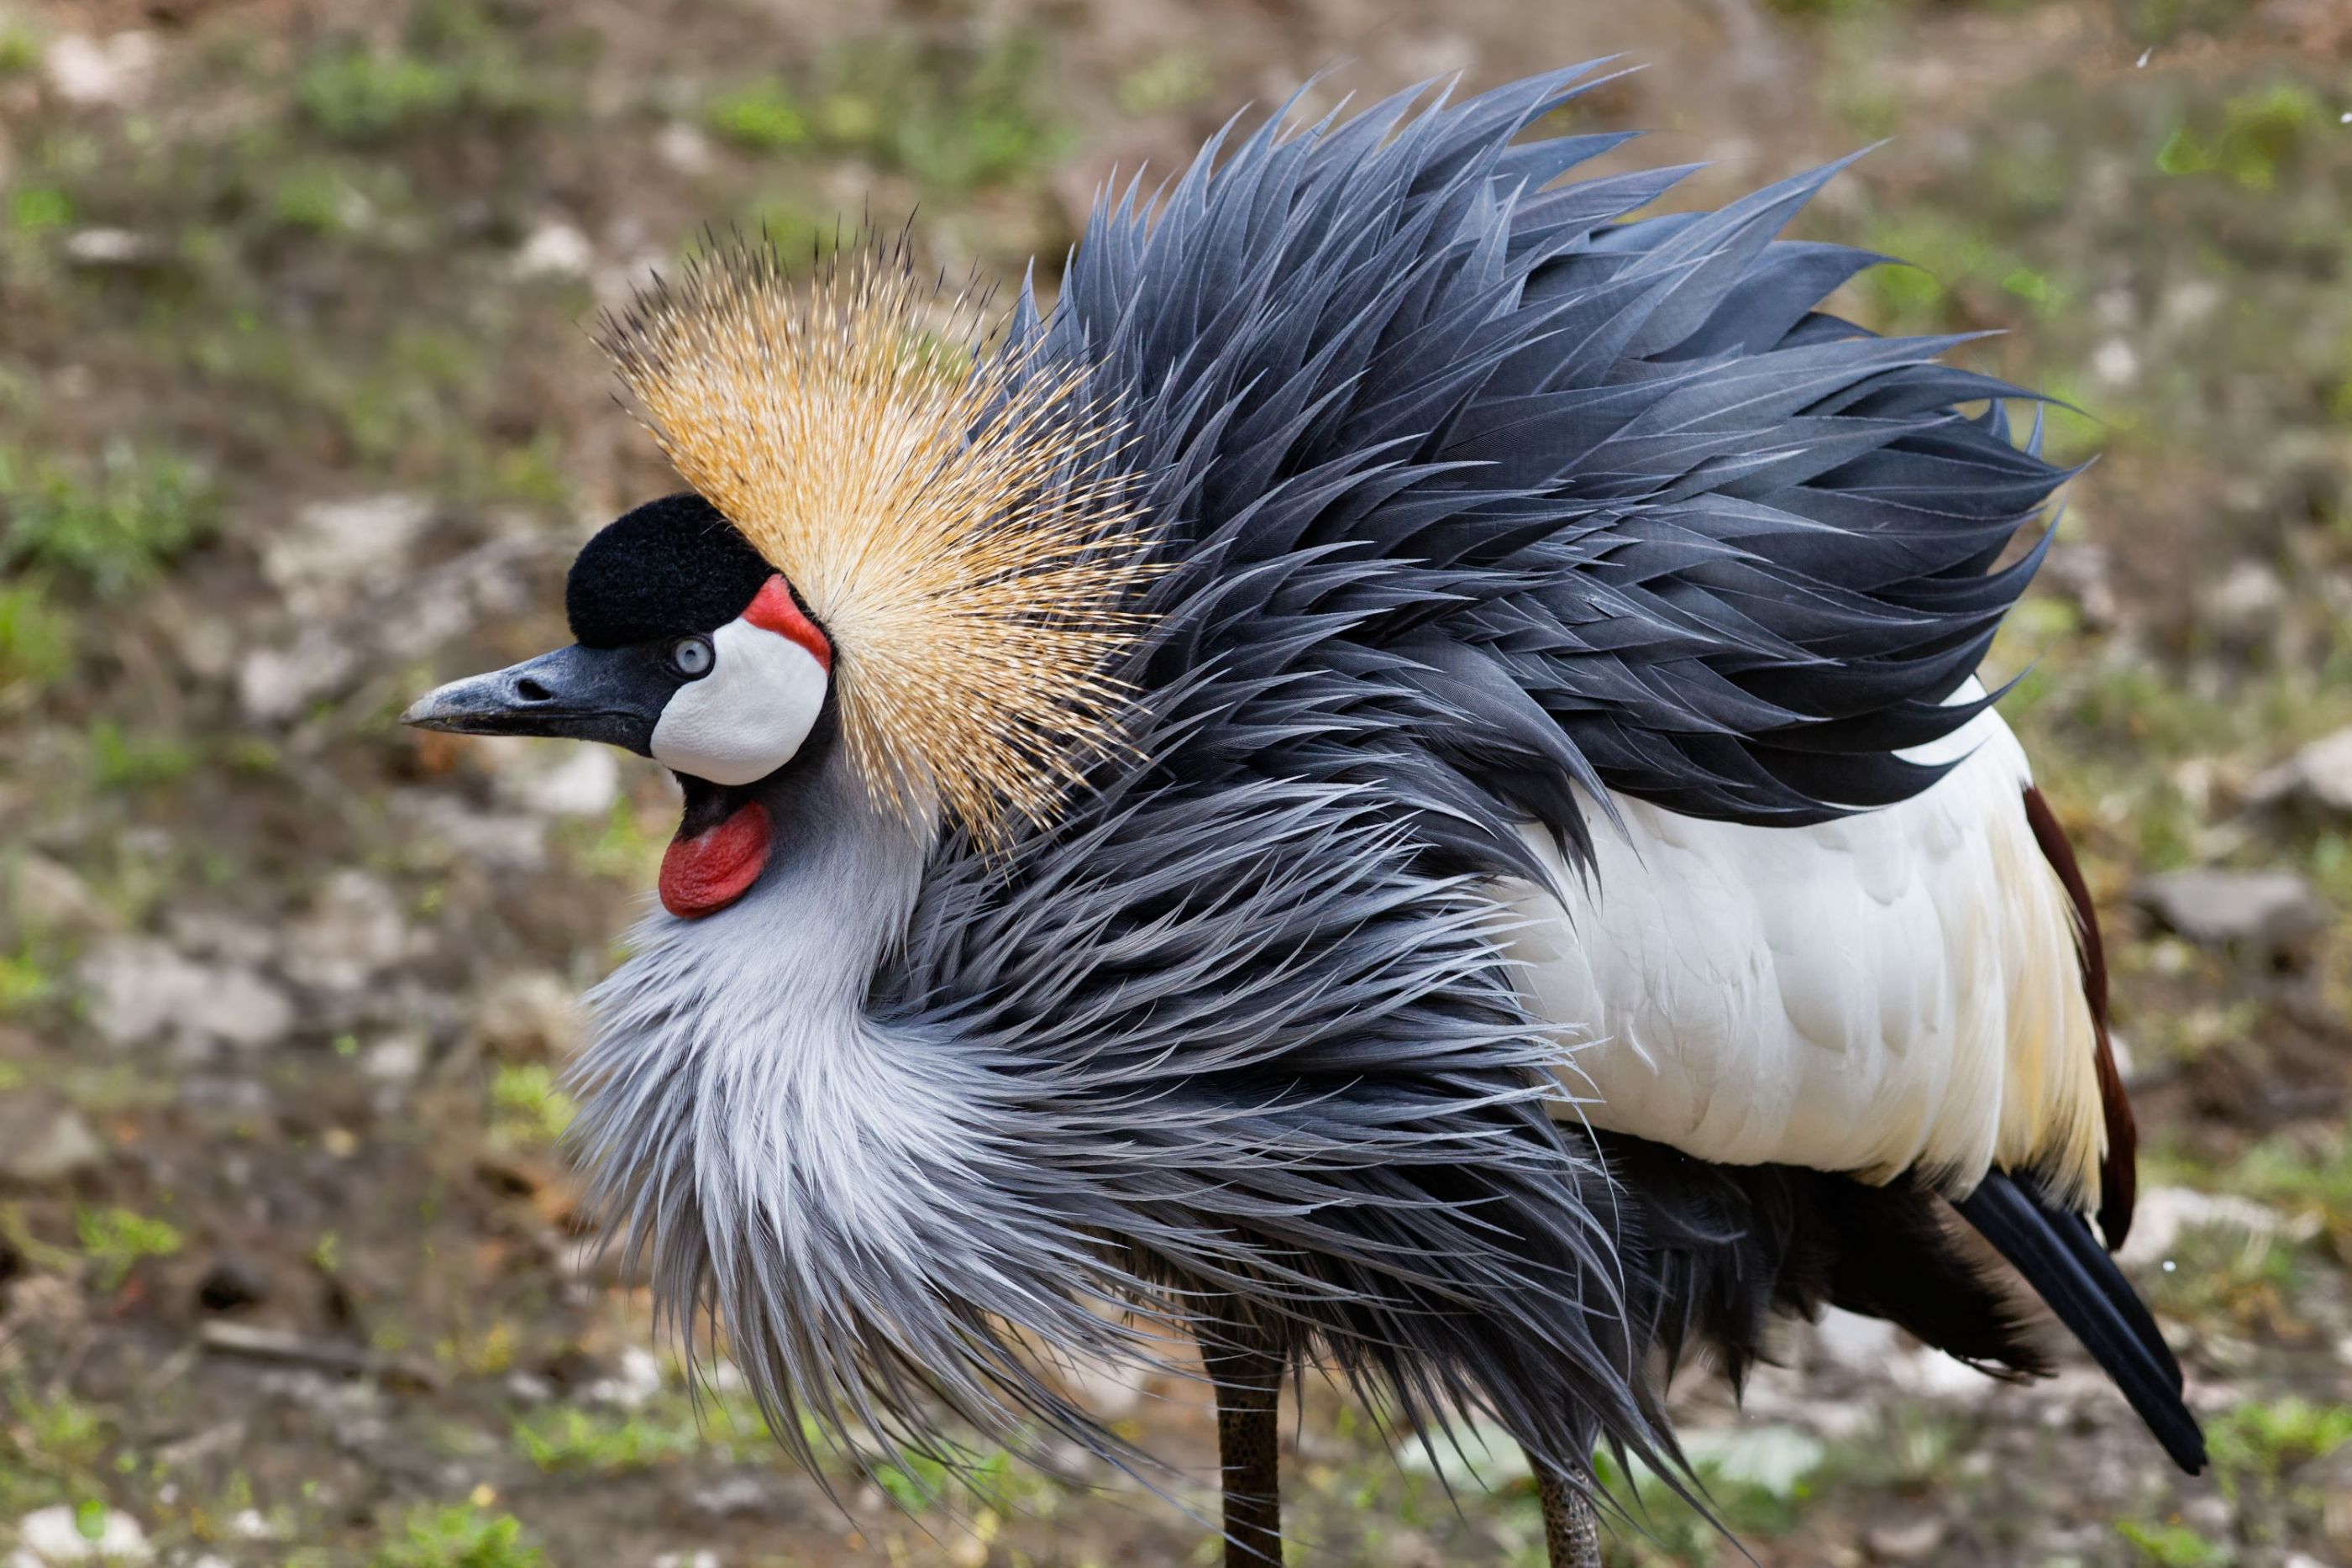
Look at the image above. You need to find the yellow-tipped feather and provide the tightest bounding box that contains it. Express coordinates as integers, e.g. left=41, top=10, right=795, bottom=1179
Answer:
left=596, top=240, right=1153, bottom=844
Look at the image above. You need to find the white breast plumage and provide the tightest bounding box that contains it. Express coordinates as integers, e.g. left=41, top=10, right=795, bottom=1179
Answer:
left=1506, top=684, right=2104, bottom=1206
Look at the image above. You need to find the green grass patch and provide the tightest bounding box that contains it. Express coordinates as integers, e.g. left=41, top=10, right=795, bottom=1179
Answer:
left=0, top=444, right=218, bottom=600
left=0, top=1383, right=113, bottom=1516
left=0, top=947, right=56, bottom=1015
left=0, top=584, right=75, bottom=696
left=89, top=721, right=200, bottom=792
left=844, top=35, right=1064, bottom=191
left=373, top=1502, right=544, bottom=1568
left=711, top=36, right=1066, bottom=192
left=2207, top=1396, right=2352, bottom=1500
left=75, top=1205, right=184, bottom=1291
left=295, top=3, right=557, bottom=144
left=1856, top=213, right=2078, bottom=334
left=298, top=47, right=468, bottom=143
left=707, top=81, right=809, bottom=151
left=509, top=1381, right=786, bottom=1476
left=488, top=1063, right=574, bottom=1148
left=511, top=1407, right=694, bottom=1472
left=2145, top=1219, right=2302, bottom=1332
left=11, top=183, right=73, bottom=233
left=0, top=24, right=41, bottom=76
left=2156, top=81, right=2330, bottom=192
left=2226, top=1132, right=2352, bottom=1249
left=2118, top=1518, right=2229, bottom=1566
left=1115, top=51, right=1215, bottom=117
left=1586, top=1440, right=1810, bottom=1564
left=269, top=160, right=384, bottom=236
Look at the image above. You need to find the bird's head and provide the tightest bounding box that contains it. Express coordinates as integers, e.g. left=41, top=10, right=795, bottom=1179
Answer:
left=402, top=243, right=1152, bottom=919
left=402, top=492, right=836, bottom=918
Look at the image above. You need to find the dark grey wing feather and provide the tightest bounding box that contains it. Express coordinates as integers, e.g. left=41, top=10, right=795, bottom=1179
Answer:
left=876, top=66, right=2071, bottom=1491
left=1028, top=63, right=2063, bottom=839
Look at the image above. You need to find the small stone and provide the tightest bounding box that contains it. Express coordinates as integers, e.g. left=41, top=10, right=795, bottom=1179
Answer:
left=1891, top=1346, right=1992, bottom=1398
left=164, top=610, right=239, bottom=683
left=472, top=972, right=582, bottom=1060
left=2197, top=560, right=2286, bottom=648
left=2133, top=868, right=2328, bottom=957
left=62, top=228, right=158, bottom=268
left=2118, top=1186, right=2307, bottom=1268
left=7, top=853, right=103, bottom=934
left=178, top=1076, right=276, bottom=1125
left=504, top=1371, right=555, bottom=1404
left=592, top=252, right=669, bottom=312
left=361, top=1033, right=428, bottom=1083
left=45, top=33, right=157, bottom=108
left=512, top=220, right=593, bottom=280
left=236, top=628, right=356, bottom=725
left=78, top=937, right=294, bottom=1051
left=655, top=123, right=714, bottom=174
left=11, top=1504, right=150, bottom=1563
left=2250, top=727, right=2352, bottom=821
left=1865, top=1514, right=1947, bottom=1561
left=0, top=1092, right=103, bottom=1183
left=196, top=1256, right=269, bottom=1314
left=1812, top=1307, right=1898, bottom=1372
left=282, top=872, right=420, bottom=994
left=2088, top=338, right=2138, bottom=389
left=491, top=743, right=619, bottom=820
left=2322, top=1443, right=2352, bottom=1550
left=388, top=791, right=549, bottom=873
left=652, top=1554, right=719, bottom=1568
left=2181, top=1492, right=2231, bottom=1536
left=161, top=909, right=277, bottom=968
left=2042, top=543, right=2118, bottom=630
left=1059, top=1350, right=1148, bottom=1419
left=690, top=1474, right=769, bottom=1514
left=586, top=1345, right=664, bottom=1410
left=261, top=495, right=434, bottom=621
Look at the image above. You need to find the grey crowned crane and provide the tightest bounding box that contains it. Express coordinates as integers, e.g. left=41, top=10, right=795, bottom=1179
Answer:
left=403, top=67, right=2204, bottom=1566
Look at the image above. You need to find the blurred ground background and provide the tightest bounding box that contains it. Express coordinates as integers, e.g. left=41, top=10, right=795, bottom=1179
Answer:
left=0, top=0, right=2348, bottom=1563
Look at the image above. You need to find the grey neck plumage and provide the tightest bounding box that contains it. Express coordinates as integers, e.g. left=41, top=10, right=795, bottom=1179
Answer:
left=564, top=753, right=1146, bottom=1460
left=573, top=751, right=965, bottom=1287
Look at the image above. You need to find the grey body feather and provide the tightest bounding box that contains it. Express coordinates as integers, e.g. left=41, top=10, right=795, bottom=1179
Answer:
left=572, top=66, right=2066, bottom=1492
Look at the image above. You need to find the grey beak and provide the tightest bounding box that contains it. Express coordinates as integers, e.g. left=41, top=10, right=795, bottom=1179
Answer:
left=401, top=643, right=670, bottom=755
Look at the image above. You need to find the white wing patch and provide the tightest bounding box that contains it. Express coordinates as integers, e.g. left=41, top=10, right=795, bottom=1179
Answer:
left=1506, top=686, right=2104, bottom=1206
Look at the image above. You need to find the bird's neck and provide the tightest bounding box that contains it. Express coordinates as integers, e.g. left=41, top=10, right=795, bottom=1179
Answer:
left=591, top=747, right=932, bottom=1032
left=700, top=749, right=930, bottom=1012
left=570, top=750, right=974, bottom=1249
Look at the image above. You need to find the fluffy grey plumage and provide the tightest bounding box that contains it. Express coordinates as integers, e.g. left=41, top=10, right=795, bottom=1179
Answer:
left=568, top=63, right=2069, bottom=1497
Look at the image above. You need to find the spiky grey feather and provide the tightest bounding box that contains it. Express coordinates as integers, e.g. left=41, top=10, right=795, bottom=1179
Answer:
left=570, top=65, right=2068, bottom=1498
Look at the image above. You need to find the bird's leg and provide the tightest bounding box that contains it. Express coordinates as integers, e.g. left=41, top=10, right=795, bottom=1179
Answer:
left=1536, top=1466, right=1604, bottom=1568
left=1199, top=1319, right=1284, bottom=1566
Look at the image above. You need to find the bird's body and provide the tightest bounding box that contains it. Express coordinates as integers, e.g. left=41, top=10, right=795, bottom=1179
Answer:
left=406, top=65, right=2202, bottom=1564
left=1519, top=683, right=2104, bottom=1201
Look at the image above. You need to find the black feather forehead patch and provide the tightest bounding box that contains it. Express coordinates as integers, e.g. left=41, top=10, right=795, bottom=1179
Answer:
left=566, top=493, right=774, bottom=648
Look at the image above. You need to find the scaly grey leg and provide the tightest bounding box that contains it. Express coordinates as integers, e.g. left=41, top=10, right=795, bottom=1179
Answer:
left=1537, top=1465, right=1604, bottom=1568
left=1200, top=1320, right=1284, bottom=1566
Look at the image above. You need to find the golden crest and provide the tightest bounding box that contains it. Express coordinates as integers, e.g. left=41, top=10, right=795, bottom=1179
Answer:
left=597, top=240, right=1154, bottom=843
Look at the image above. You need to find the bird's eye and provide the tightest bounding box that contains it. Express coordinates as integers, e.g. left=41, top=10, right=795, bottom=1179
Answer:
left=669, top=635, right=715, bottom=679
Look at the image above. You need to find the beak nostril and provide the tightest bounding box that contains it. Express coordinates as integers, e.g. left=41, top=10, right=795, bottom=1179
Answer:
left=515, top=677, right=554, bottom=704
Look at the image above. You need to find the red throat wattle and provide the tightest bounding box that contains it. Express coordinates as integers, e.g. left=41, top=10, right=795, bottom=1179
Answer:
left=659, top=800, right=773, bottom=919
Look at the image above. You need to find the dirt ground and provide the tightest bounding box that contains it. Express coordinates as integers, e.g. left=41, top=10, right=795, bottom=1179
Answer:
left=1, top=0, right=2349, bottom=1564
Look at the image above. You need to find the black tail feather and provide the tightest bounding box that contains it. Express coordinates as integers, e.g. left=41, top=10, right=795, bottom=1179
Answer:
left=1954, top=1171, right=2205, bottom=1474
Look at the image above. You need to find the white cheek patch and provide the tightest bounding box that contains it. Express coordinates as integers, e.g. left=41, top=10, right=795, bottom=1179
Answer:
left=651, top=616, right=827, bottom=787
